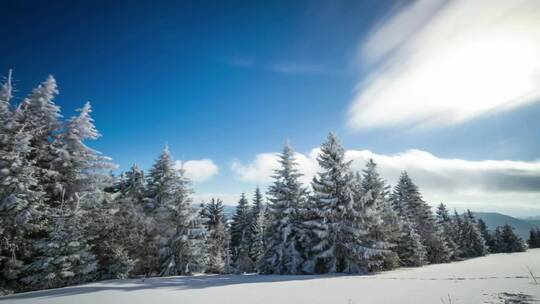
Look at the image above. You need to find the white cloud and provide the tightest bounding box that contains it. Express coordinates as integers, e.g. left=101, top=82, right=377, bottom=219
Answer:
left=349, top=0, right=540, bottom=130
left=175, top=159, right=219, bottom=182
left=231, top=148, right=540, bottom=216
left=231, top=150, right=319, bottom=185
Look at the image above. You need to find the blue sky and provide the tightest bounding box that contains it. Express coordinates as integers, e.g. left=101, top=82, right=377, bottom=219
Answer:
left=2, top=0, right=540, bottom=216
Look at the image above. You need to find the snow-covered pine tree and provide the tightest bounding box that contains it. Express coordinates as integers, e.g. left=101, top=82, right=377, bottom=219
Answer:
left=0, top=72, right=46, bottom=294
left=457, top=210, right=487, bottom=258
left=144, top=145, right=179, bottom=275
left=162, top=170, right=207, bottom=276
left=56, top=102, right=125, bottom=279
left=145, top=146, right=207, bottom=276
left=16, top=75, right=64, bottom=207
left=435, top=203, right=460, bottom=260
left=21, top=204, right=98, bottom=290
left=259, top=144, right=307, bottom=274
left=112, top=165, right=147, bottom=275
left=249, top=187, right=266, bottom=269
left=495, top=224, right=526, bottom=253
left=396, top=220, right=427, bottom=267
left=528, top=227, right=540, bottom=249
left=358, top=159, right=400, bottom=270
left=201, top=198, right=229, bottom=273
left=230, top=193, right=254, bottom=273
left=391, top=172, right=450, bottom=264
left=305, top=133, right=381, bottom=274
left=477, top=218, right=495, bottom=253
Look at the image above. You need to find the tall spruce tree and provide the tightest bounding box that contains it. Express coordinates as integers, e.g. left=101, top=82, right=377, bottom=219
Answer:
left=113, top=165, right=147, bottom=275
left=230, top=193, right=254, bottom=273
left=16, top=76, right=63, bottom=207
left=477, top=218, right=495, bottom=253
left=0, top=72, right=46, bottom=294
left=260, top=144, right=307, bottom=274
left=396, top=220, right=427, bottom=267
left=305, top=133, right=381, bottom=274
left=249, top=187, right=266, bottom=268
left=201, top=198, right=229, bottom=273
left=528, top=227, right=540, bottom=249
left=392, top=172, right=450, bottom=263
left=145, top=146, right=206, bottom=276
left=435, top=203, right=460, bottom=260
left=457, top=210, right=487, bottom=258
left=495, top=224, right=526, bottom=253
left=358, top=159, right=400, bottom=270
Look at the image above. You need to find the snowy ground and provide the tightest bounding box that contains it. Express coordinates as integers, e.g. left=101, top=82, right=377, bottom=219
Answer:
left=2, top=249, right=539, bottom=304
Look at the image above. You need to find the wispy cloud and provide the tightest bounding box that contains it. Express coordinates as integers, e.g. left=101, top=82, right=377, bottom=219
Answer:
left=231, top=148, right=540, bottom=215
left=270, top=62, right=337, bottom=75
left=175, top=159, right=219, bottom=182
left=348, top=0, right=540, bottom=130
left=221, top=56, right=338, bottom=76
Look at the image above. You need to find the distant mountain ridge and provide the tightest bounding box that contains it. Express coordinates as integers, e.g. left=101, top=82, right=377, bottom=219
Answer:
left=473, top=212, right=539, bottom=239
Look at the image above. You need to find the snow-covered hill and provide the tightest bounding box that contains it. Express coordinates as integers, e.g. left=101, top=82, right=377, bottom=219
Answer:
left=2, top=249, right=539, bottom=304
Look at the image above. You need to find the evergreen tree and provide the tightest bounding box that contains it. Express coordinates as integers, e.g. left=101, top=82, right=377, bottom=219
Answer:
left=358, top=159, right=400, bottom=270
left=230, top=193, right=254, bottom=273
left=435, top=203, right=460, bottom=260
left=249, top=187, right=266, bottom=268
left=112, top=165, right=147, bottom=275
left=457, top=210, right=487, bottom=258
left=477, top=218, right=496, bottom=253
left=143, top=145, right=179, bottom=275
left=527, top=227, right=540, bottom=249
left=145, top=147, right=207, bottom=276
left=396, top=220, right=427, bottom=267
left=305, top=133, right=381, bottom=274
left=260, top=144, right=307, bottom=274
left=496, top=224, right=526, bottom=253
left=0, top=72, right=46, bottom=294
left=21, top=202, right=98, bottom=289
left=16, top=75, right=63, bottom=207
left=201, top=198, right=229, bottom=273
left=392, top=172, right=450, bottom=263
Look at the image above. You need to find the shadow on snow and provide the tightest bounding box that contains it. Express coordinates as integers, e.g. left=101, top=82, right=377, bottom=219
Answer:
left=0, top=273, right=360, bottom=301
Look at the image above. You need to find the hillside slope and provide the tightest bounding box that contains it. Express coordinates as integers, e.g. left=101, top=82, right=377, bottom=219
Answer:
left=2, top=250, right=539, bottom=304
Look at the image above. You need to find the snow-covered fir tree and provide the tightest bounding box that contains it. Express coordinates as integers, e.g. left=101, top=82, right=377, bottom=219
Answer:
left=456, top=210, right=487, bottom=258
left=477, top=218, right=495, bottom=253
left=259, top=144, right=307, bottom=274
left=391, top=172, right=450, bottom=263
left=201, top=198, right=229, bottom=273
left=305, top=133, right=381, bottom=274
left=396, top=220, right=427, bottom=267
left=528, top=227, right=540, bottom=249
left=16, top=76, right=64, bottom=207
left=249, top=187, right=266, bottom=269
left=0, top=72, right=46, bottom=294
left=22, top=100, right=118, bottom=288
left=357, top=159, right=400, bottom=270
left=145, top=146, right=207, bottom=276
left=230, top=193, right=254, bottom=273
left=435, top=203, right=460, bottom=260
left=21, top=206, right=98, bottom=290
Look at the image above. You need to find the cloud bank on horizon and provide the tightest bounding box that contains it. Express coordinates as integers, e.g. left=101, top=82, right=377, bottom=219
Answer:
left=348, top=0, right=540, bottom=130
left=231, top=148, right=540, bottom=215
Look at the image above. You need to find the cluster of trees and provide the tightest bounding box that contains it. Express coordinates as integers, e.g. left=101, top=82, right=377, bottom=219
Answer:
left=0, top=73, right=531, bottom=295
left=527, top=227, right=540, bottom=249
